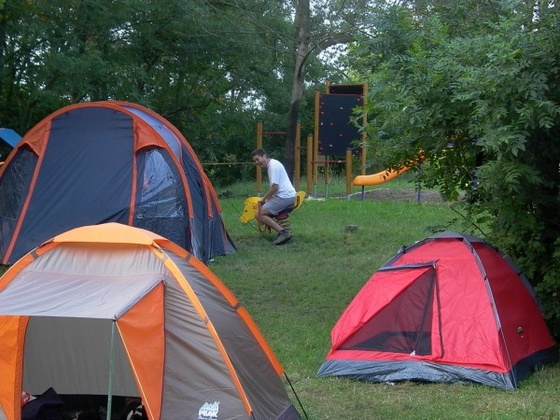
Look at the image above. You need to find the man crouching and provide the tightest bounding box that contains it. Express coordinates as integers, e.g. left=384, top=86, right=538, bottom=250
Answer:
left=251, top=148, right=296, bottom=245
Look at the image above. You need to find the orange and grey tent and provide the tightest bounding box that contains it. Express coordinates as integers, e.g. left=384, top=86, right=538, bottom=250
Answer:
left=0, top=101, right=235, bottom=265
left=0, top=223, right=300, bottom=420
left=318, top=231, right=558, bottom=390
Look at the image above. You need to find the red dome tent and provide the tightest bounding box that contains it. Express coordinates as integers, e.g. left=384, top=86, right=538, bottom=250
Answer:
left=318, top=231, right=558, bottom=390
left=0, top=101, right=235, bottom=264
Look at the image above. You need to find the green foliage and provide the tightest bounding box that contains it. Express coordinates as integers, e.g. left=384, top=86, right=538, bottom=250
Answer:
left=209, top=181, right=560, bottom=419
left=348, top=1, right=560, bottom=338
left=1, top=184, right=558, bottom=419
left=0, top=0, right=374, bottom=189
left=0, top=0, right=296, bottom=180
left=0, top=0, right=351, bottom=186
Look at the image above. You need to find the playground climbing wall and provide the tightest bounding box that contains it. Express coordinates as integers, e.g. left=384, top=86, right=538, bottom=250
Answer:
left=316, top=83, right=366, bottom=158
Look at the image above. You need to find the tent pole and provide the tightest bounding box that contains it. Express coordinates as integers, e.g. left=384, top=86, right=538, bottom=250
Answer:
left=106, top=321, right=116, bottom=420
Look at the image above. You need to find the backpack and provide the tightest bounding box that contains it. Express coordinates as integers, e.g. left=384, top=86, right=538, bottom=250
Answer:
left=21, top=388, right=64, bottom=420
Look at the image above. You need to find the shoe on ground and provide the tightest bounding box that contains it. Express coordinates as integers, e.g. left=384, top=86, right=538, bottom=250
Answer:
left=273, top=230, right=292, bottom=245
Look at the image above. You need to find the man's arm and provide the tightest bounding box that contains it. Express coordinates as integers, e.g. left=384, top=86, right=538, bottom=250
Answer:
left=261, top=183, right=279, bottom=203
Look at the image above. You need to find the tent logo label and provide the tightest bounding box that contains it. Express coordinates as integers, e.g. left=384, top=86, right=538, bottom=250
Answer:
left=198, top=401, right=220, bottom=419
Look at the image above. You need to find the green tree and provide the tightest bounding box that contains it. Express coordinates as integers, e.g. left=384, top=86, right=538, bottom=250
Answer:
left=282, top=0, right=375, bottom=177
left=350, top=0, right=560, bottom=336
left=0, top=0, right=298, bottom=181
left=1, top=0, right=374, bottom=184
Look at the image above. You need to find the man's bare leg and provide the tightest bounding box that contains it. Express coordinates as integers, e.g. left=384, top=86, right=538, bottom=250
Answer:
left=256, top=212, right=283, bottom=233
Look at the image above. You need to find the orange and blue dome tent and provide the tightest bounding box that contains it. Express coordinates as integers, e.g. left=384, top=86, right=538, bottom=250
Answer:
left=0, top=101, right=235, bottom=264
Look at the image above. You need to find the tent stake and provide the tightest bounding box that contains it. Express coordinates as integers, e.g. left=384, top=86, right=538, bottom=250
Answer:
left=106, top=321, right=116, bottom=420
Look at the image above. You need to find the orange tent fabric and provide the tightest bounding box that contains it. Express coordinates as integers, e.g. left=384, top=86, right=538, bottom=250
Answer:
left=0, top=223, right=299, bottom=420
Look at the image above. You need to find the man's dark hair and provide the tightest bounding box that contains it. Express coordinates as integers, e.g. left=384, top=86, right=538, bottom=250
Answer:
left=251, top=148, right=267, bottom=158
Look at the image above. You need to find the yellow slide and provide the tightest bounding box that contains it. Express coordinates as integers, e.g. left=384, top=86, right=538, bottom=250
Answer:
left=352, top=166, right=410, bottom=187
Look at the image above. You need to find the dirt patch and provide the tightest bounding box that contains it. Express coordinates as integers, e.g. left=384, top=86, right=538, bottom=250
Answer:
left=347, top=188, right=444, bottom=203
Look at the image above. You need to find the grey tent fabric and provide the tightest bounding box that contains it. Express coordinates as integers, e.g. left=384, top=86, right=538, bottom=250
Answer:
left=0, top=223, right=299, bottom=420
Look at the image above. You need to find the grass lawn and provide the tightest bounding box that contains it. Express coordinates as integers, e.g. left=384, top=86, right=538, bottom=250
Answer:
left=0, top=176, right=557, bottom=419
left=210, top=177, right=560, bottom=420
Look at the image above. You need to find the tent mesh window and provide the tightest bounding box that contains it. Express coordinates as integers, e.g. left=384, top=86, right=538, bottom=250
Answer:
left=0, top=148, right=37, bottom=219
left=341, top=266, right=436, bottom=355
left=133, top=148, right=189, bottom=249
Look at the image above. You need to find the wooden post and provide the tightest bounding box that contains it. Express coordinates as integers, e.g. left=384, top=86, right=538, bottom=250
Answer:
left=256, top=121, right=263, bottom=195
left=313, top=89, right=320, bottom=188
left=324, top=156, right=330, bottom=198
left=306, top=135, right=313, bottom=196
left=346, top=148, right=352, bottom=195
left=361, top=83, right=368, bottom=175
left=294, top=121, right=301, bottom=190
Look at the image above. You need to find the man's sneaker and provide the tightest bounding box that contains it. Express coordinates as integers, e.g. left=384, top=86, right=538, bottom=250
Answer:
left=273, top=230, right=292, bottom=245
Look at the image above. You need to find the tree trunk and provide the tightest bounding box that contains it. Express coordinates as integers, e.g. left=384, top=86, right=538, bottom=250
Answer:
left=284, top=0, right=310, bottom=180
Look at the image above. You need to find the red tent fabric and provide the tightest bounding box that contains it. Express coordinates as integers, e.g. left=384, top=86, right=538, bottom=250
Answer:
left=318, top=231, right=558, bottom=390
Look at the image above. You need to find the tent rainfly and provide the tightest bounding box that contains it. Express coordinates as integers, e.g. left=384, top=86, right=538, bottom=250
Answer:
left=318, top=231, right=558, bottom=390
left=0, top=101, right=235, bottom=265
left=0, top=223, right=300, bottom=420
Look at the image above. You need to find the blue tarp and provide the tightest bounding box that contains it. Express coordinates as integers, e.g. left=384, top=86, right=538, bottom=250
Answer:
left=0, top=128, right=21, bottom=148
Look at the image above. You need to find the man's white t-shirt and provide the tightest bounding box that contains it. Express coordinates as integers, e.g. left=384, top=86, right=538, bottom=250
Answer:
left=267, top=159, right=296, bottom=199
